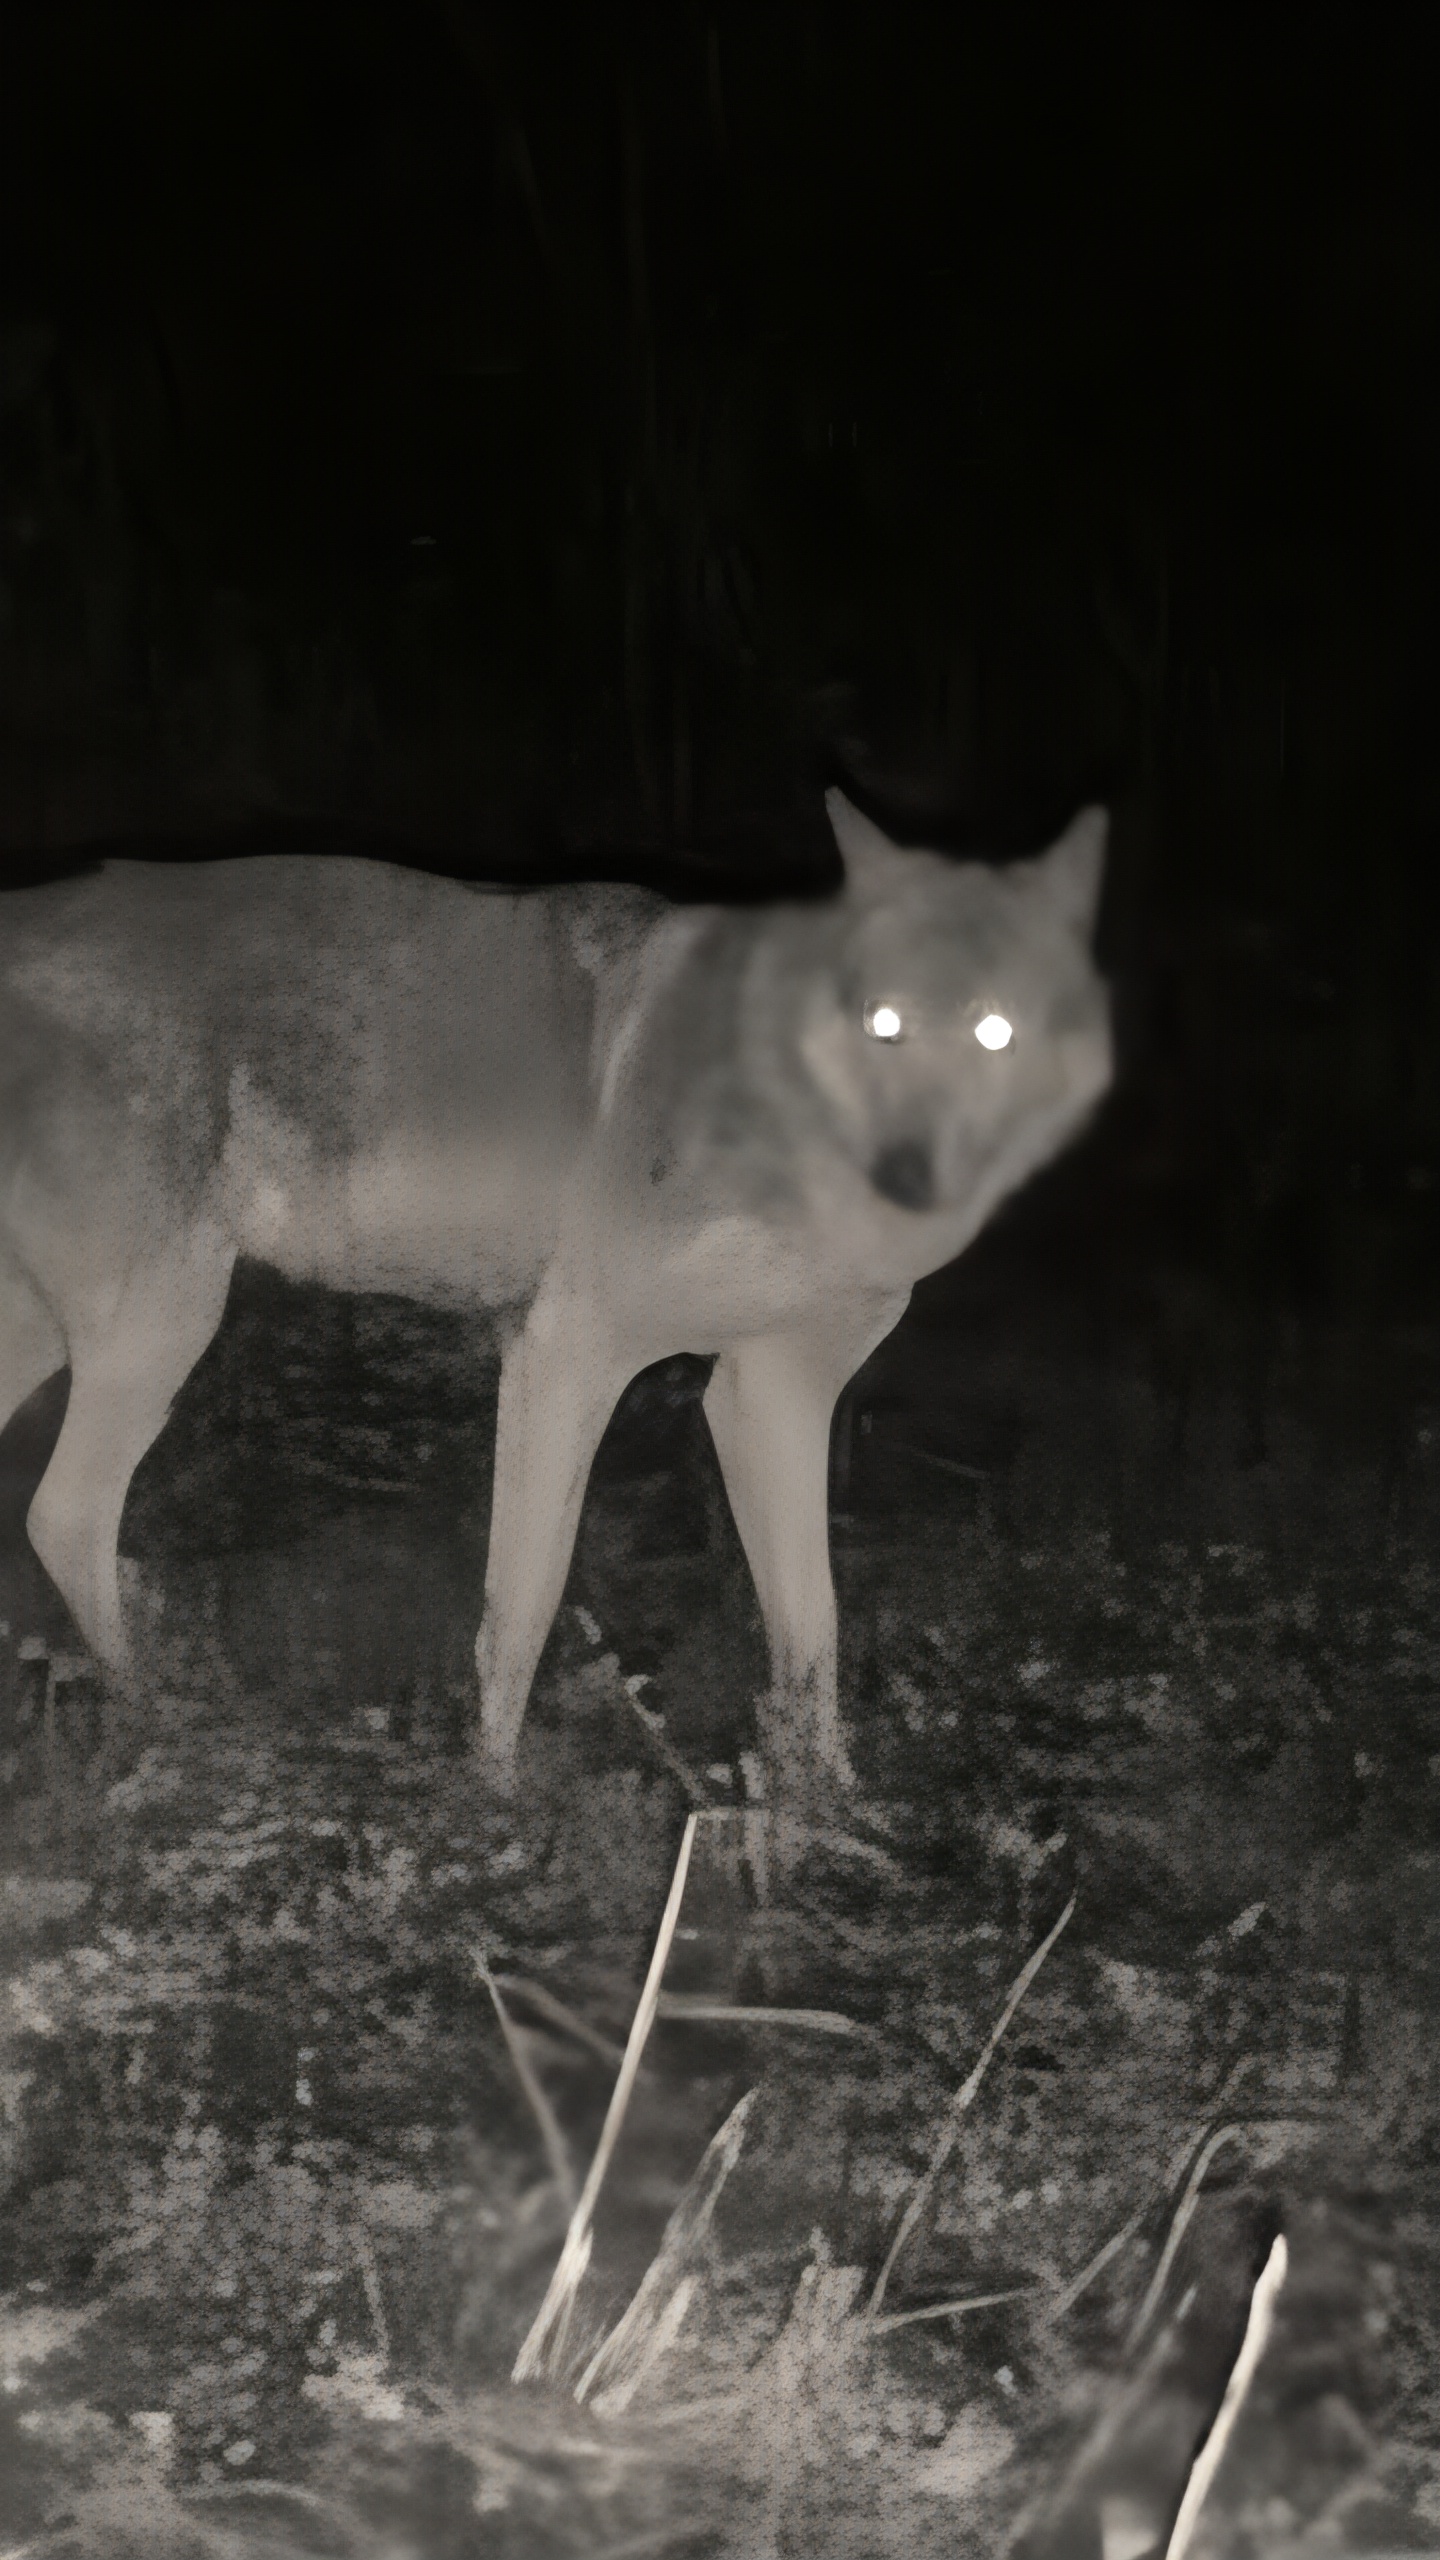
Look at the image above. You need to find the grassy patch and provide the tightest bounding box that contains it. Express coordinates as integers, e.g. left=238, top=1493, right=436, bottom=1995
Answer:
left=1, top=1337, right=1437, bottom=2555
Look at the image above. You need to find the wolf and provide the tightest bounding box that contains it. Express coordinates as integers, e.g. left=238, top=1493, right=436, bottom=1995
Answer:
left=0, top=791, right=1110, bottom=1790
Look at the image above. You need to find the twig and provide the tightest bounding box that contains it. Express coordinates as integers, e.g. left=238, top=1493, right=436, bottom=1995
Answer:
left=353, top=2222, right=391, bottom=2371
left=185, top=2481, right=333, bottom=2509
left=474, top=1952, right=577, bottom=2212
left=1163, top=2233, right=1288, bottom=2560
left=576, top=2087, right=755, bottom=2404
left=1049, top=2210, right=1148, bottom=2323
left=866, top=1894, right=1076, bottom=2318
left=1124, top=2124, right=1244, bottom=2356
left=655, top=1997, right=859, bottom=2035
left=513, top=1813, right=700, bottom=2381
left=870, top=2286, right=1034, bottom=2334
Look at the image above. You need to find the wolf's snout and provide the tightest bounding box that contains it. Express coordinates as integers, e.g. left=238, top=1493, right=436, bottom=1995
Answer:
left=870, top=1138, right=935, bottom=1211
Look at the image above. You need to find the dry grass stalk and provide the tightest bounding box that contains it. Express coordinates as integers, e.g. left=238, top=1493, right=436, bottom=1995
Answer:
left=589, top=2276, right=696, bottom=2416
left=1123, top=2122, right=1245, bottom=2356
left=1162, top=2231, right=1287, bottom=2560
left=474, top=1950, right=578, bottom=2212
left=493, top=1973, right=628, bottom=2069
left=576, top=2085, right=756, bottom=2406
left=353, top=2222, right=392, bottom=2371
left=1049, top=2209, right=1148, bottom=2323
left=513, top=1813, right=700, bottom=2383
left=187, top=2479, right=334, bottom=2510
left=866, top=1892, right=1076, bottom=2318
left=870, top=2284, right=1034, bottom=2334
left=654, top=1996, right=858, bottom=2035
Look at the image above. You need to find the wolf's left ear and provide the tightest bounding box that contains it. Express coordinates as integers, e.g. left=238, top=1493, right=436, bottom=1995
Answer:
left=1038, top=807, right=1108, bottom=935
left=826, top=789, right=913, bottom=899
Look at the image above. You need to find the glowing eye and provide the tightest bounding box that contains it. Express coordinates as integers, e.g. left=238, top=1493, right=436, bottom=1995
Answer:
left=866, top=1003, right=903, bottom=1041
left=975, top=1013, right=1013, bottom=1051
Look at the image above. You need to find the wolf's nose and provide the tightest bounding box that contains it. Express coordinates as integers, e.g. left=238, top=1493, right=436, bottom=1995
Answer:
left=870, top=1138, right=935, bottom=1211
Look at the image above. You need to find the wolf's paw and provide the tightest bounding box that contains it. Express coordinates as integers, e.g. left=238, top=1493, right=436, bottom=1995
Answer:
left=473, top=1729, right=521, bottom=1801
left=736, top=1742, right=874, bottom=1897
left=753, top=1684, right=858, bottom=1803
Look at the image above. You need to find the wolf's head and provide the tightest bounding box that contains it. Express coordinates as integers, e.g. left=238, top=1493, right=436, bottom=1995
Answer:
left=792, top=790, right=1112, bottom=1252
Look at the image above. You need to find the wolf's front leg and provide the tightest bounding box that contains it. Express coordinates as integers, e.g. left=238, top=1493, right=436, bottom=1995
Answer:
left=703, top=1291, right=910, bottom=1794
left=476, top=1287, right=635, bottom=1789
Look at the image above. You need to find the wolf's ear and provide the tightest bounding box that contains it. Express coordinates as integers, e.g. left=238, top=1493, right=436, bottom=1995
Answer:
left=826, top=789, right=913, bottom=899
left=1036, top=806, right=1108, bottom=935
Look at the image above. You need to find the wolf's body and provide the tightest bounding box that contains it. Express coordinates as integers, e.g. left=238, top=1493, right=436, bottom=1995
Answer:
left=0, top=791, right=1110, bottom=1786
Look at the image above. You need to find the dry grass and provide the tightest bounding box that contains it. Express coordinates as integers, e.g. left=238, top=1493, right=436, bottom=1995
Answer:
left=2, top=1364, right=1436, bottom=2555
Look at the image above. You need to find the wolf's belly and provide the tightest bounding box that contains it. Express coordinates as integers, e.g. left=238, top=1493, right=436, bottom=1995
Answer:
left=222, top=1119, right=567, bottom=1308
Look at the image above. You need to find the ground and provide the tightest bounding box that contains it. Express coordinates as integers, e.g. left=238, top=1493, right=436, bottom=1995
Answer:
left=0, top=1237, right=1437, bottom=2558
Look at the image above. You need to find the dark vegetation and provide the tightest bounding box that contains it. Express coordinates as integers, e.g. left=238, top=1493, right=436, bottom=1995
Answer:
left=0, top=1292, right=1437, bottom=2553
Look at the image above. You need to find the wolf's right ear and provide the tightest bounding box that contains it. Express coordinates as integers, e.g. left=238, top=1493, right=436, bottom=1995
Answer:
left=1037, top=807, right=1108, bottom=936
left=826, top=789, right=913, bottom=900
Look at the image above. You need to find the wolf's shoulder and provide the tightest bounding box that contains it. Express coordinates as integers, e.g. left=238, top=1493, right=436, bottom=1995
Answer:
left=563, top=878, right=676, bottom=978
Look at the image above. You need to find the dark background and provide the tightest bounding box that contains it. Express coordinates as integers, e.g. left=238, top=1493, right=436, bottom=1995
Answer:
left=1, top=1, right=1437, bottom=1362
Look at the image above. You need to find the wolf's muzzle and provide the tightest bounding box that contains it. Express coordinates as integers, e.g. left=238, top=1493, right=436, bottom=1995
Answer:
left=870, top=1138, right=935, bottom=1211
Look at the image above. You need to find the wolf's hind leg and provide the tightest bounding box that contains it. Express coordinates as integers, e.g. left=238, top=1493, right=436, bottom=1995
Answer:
left=26, top=1217, right=236, bottom=1675
left=476, top=1290, right=636, bottom=1789
left=0, top=1250, right=66, bottom=1436
left=703, top=1291, right=909, bottom=1791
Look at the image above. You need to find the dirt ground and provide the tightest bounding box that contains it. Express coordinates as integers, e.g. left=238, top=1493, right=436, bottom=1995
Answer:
left=1, top=1236, right=1437, bottom=2558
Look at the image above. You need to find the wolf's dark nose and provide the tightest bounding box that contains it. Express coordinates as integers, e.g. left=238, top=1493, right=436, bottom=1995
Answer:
left=870, top=1138, right=935, bottom=1210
